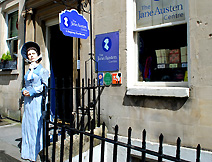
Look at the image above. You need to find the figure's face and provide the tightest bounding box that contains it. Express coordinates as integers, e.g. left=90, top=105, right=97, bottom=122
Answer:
left=27, top=49, right=39, bottom=62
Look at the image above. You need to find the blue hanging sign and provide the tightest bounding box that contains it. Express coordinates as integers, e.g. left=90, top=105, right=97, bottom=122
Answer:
left=59, top=9, right=89, bottom=39
left=95, top=31, right=119, bottom=72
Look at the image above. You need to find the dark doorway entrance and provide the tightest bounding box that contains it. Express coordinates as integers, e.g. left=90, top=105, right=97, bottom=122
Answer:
left=50, top=24, right=73, bottom=121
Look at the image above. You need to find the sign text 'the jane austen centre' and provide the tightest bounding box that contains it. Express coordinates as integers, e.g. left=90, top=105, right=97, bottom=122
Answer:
left=136, top=0, right=186, bottom=28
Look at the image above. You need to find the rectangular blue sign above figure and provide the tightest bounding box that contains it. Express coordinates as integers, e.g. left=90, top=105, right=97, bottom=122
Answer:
left=95, top=31, right=119, bottom=72
left=59, top=9, right=89, bottom=39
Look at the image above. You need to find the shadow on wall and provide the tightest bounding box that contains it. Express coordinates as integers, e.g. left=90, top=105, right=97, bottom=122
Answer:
left=123, top=95, right=188, bottom=111
left=0, top=74, right=18, bottom=85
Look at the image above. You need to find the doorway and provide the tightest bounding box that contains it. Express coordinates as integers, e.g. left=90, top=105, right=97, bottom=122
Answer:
left=49, top=24, right=73, bottom=121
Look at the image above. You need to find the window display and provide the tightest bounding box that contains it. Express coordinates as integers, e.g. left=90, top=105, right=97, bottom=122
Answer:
left=138, top=24, right=187, bottom=82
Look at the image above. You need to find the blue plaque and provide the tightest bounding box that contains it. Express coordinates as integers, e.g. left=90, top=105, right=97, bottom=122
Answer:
left=95, top=31, right=119, bottom=72
left=97, top=72, right=104, bottom=86
left=59, top=9, right=89, bottom=39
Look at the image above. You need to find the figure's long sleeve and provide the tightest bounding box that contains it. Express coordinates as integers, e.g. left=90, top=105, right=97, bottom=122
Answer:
left=28, top=68, right=49, bottom=97
left=41, top=68, right=49, bottom=87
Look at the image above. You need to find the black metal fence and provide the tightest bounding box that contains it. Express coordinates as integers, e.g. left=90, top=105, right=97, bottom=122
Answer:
left=42, top=78, right=201, bottom=162
left=42, top=77, right=104, bottom=162
left=69, top=122, right=201, bottom=162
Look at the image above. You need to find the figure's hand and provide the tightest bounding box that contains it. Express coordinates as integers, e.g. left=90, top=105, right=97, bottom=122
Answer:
left=23, top=90, right=30, bottom=96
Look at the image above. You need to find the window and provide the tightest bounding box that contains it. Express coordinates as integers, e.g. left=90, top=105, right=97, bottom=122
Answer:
left=6, top=10, right=18, bottom=67
left=126, top=0, right=189, bottom=97
left=138, top=24, right=187, bottom=82
left=8, top=10, right=18, bottom=38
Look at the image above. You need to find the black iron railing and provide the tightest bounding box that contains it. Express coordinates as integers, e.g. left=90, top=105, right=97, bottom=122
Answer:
left=71, top=122, right=201, bottom=162
left=42, top=77, right=104, bottom=162
left=42, top=80, right=201, bottom=162
left=42, top=118, right=201, bottom=162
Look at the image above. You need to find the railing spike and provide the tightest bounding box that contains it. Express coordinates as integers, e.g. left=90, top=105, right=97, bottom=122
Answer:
left=113, top=125, right=118, bottom=162
left=127, top=127, right=132, bottom=162
left=158, top=133, right=163, bottom=162
left=115, top=125, right=119, bottom=133
left=142, top=129, right=146, bottom=140
left=176, top=137, right=181, bottom=159
left=141, top=129, right=146, bottom=162
left=196, top=144, right=201, bottom=162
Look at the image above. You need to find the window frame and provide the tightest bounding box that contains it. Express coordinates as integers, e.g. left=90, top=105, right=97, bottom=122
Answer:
left=6, top=10, right=18, bottom=55
left=1, top=9, right=19, bottom=71
left=126, top=0, right=190, bottom=97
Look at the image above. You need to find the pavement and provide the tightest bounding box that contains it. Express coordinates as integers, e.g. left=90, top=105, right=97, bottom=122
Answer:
left=0, top=118, right=24, bottom=162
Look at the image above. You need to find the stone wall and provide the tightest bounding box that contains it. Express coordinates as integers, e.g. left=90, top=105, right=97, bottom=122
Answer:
left=92, top=0, right=212, bottom=151
left=0, top=0, right=25, bottom=121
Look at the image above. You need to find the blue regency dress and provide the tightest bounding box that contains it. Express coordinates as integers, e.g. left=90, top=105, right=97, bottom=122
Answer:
left=21, top=64, right=49, bottom=161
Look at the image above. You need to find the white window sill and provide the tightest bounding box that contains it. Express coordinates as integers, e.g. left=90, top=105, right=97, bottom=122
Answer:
left=126, top=86, right=189, bottom=97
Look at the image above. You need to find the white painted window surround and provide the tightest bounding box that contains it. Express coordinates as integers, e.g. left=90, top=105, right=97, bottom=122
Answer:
left=126, top=0, right=190, bottom=97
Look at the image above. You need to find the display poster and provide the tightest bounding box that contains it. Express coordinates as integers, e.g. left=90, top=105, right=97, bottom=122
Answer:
left=95, top=31, right=119, bottom=72
left=136, top=0, right=186, bottom=28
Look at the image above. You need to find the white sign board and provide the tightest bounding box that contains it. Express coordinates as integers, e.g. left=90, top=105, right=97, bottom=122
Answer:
left=136, top=0, right=186, bottom=28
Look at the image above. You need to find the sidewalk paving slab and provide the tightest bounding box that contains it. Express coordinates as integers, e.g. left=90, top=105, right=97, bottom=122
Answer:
left=0, top=120, right=24, bottom=162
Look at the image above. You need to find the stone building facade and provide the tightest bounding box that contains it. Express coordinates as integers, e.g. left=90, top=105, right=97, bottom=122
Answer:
left=0, top=0, right=212, bottom=159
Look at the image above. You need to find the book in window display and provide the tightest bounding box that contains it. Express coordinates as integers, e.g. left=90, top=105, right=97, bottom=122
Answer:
left=169, top=49, right=181, bottom=64
left=180, top=46, right=187, bottom=63
left=156, top=49, right=170, bottom=68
